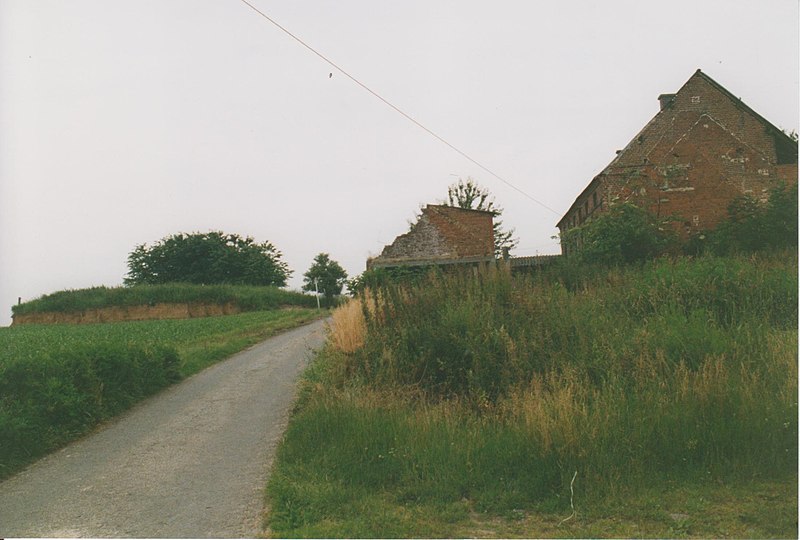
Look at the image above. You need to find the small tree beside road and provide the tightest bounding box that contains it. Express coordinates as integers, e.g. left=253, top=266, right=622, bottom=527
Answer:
left=302, top=253, right=348, bottom=305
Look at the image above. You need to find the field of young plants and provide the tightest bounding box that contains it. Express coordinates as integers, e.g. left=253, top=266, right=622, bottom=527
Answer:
left=0, top=308, right=321, bottom=480
left=267, top=251, right=798, bottom=538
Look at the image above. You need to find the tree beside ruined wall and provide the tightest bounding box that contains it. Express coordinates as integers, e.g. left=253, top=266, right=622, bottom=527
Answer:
left=445, top=177, right=519, bottom=258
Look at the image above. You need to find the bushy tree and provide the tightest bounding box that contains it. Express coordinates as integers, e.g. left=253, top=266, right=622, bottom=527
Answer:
left=124, top=232, right=291, bottom=286
left=302, top=253, right=348, bottom=303
left=562, top=202, right=676, bottom=265
left=695, top=183, right=798, bottom=254
left=444, top=177, right=519, bottom=257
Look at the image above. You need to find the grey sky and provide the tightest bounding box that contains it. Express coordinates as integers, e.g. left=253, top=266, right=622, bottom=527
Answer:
left=1, top=0, right=798, bottom=325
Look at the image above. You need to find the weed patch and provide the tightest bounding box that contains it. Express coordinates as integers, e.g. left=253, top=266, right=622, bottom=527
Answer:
left=266, top=252, right=798, bottom=537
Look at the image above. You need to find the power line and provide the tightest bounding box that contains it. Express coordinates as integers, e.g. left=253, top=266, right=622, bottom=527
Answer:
left=237, top=0, right=561, bottom=216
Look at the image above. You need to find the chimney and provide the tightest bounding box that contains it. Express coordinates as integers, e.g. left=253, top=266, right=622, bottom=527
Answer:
left=658, top=93, right=676, bottom=111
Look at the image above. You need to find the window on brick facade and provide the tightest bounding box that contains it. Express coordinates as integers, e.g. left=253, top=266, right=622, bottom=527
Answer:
left=592, top=192, right=598, bottom=208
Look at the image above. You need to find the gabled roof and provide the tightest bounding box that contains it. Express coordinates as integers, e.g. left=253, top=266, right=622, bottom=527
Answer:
left=556, top=69, right=798, bottom=229
left=695, top=70, right=797, bottom=164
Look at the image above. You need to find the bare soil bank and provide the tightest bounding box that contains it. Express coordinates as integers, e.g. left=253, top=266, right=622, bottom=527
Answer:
left=11, top=302, right=241, bottom=326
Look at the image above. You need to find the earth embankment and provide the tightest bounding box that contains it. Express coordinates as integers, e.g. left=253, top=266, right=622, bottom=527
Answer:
left=11, top=302, right=241, bottom=325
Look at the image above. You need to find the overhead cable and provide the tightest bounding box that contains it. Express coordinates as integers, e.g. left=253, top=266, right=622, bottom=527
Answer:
left=237, top=0, right=560, bottom=216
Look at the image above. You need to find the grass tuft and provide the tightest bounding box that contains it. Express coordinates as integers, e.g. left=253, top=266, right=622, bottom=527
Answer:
left=327, top=299, right=366, bottom=354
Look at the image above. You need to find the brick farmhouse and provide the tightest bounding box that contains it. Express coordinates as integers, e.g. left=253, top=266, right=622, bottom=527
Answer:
left=557, top=69, right=798, bottom=254
left=368, top=205, right=494, bottom=269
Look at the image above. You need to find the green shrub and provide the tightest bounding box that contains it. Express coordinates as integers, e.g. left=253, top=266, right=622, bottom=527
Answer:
left=561, top=202, right=677, bottom=265
left=690, top=183, right=798, bottom=255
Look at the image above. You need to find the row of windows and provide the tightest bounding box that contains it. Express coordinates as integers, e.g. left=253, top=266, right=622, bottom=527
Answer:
left=566, top=191, right=602, bottom=229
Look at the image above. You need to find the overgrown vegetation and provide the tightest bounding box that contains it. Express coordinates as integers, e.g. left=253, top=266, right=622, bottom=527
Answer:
left=688, top=182, right=798, bottom=255
left=12, top=283, right=316, bottom=317
left=0, top=308, right=321, bottom=480
left=267, top=252, right=797, bottom=537
left=561, top=202, right=677, bottom=265
left=347, top=265, right=433, bottom=296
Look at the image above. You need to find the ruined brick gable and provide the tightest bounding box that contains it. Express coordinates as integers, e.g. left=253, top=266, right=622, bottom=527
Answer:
left=377, top=212, right=454, bottom=260
left=368, top=205, right=494, bottom=269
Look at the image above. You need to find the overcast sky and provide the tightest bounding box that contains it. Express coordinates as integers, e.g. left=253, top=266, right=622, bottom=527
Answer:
left=1, top=0, right=798, bottom=325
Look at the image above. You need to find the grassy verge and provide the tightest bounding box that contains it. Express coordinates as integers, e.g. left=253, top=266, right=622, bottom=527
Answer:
left=0, top=308, right=323, bottom=480
left=265, top=251, right=797, bottom=538
left=12, top=283, right=317, bottom=316
left=267, top=472, right=796, bottom=538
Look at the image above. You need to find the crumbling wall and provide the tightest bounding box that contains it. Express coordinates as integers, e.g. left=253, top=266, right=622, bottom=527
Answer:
left=368, top=205, right=494, bottom=269
left=378, top=213, right=454, bottom=261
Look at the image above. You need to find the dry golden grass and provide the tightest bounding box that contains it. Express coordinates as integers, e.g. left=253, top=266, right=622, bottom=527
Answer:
left=327, top=299, right=367, bottom=354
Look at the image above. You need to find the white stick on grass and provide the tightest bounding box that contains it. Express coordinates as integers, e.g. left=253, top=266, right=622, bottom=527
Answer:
left=558, top=470, right=578, bottom=526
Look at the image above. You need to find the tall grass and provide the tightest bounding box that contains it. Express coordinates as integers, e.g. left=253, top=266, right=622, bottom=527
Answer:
left=268, top=251, right=798, bottom=535
left=327, top=298, right=367, bottom=354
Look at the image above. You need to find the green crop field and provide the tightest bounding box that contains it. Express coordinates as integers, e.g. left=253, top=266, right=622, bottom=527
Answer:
left=0, top=308, right=322, bottom=480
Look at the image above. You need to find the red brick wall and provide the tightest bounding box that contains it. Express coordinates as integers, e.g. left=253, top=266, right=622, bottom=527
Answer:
left=558, top=71, right=797, bottom=251
left=425, top=206, right=494, bottom=258
left=369, top=205, right=494, bottom=268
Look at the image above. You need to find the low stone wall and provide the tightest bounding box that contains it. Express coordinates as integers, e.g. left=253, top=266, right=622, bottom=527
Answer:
left=12, top=302, right=241, bottom=326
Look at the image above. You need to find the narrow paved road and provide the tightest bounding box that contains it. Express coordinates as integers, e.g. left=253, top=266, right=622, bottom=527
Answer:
left=0, top=319, right=327, bottom=538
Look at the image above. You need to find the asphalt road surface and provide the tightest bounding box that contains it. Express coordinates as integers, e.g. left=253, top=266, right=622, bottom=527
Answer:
left=0, top=319, right=327, bottom=538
